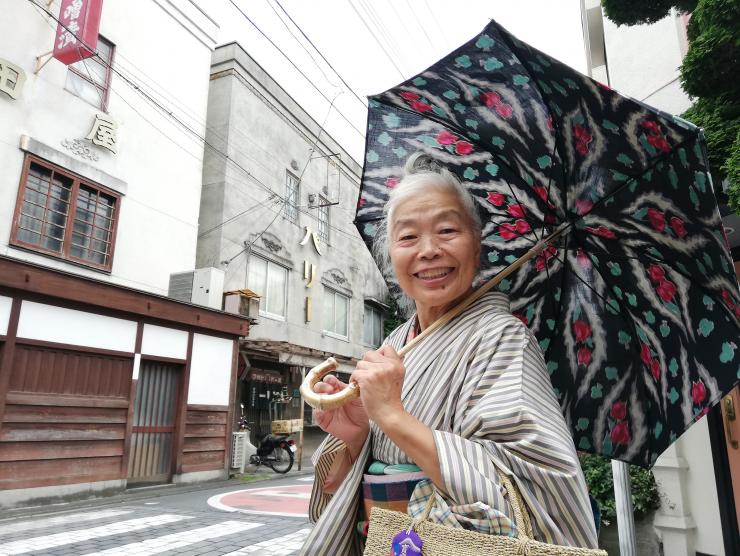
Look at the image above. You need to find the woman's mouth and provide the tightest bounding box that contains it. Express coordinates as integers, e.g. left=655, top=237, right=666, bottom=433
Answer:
left=414, top=267, right=454, bottom=281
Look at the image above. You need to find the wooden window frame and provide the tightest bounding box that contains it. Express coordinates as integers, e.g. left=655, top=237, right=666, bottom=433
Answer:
left=67, top=35, right=115, bottom=111
left=10, top=154, right=121, bottom=273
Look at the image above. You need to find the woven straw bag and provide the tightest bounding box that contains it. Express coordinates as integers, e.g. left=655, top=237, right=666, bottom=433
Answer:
left=363, top=465, right=607, bottom=556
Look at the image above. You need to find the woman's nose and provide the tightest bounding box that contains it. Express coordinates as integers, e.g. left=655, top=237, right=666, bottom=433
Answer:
left=418, top=236, right=441, bottom=258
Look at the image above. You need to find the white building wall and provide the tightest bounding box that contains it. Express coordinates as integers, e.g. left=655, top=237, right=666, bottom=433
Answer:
left=0, top=0, right=218, bottom=294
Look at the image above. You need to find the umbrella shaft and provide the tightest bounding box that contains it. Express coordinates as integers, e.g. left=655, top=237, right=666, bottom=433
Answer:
left=612, top=460, right=637, bottom=556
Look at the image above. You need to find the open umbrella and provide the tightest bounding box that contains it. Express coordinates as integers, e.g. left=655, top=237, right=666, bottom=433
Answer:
left=354, top=19, right=740, bottom=468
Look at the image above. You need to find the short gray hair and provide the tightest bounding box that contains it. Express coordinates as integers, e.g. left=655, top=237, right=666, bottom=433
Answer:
left=372, top=152, right=482, bottom=316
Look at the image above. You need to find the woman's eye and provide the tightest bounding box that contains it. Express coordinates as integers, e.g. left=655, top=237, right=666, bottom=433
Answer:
left=440, top=228, right=457, bottom=234
left=400, top=235, right=416, bottom=241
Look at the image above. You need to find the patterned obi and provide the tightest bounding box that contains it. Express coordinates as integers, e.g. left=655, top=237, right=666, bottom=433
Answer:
left=358, top=461, right=426, bottom=537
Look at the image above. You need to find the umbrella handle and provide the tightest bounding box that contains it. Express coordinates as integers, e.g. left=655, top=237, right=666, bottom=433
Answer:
left=299, top=357, right=360, bottom=410
left=300, top=223, right=571, bottom=410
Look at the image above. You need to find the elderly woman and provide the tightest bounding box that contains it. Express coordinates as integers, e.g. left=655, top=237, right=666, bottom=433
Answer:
left=300, top=154, right=598, bottom=555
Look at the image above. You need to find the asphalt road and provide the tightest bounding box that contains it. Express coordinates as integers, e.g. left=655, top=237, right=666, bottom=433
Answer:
left=0, top=473, right=316, bottom=556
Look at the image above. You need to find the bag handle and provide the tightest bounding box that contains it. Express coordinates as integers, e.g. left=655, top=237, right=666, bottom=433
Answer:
left=414, top=463, right=535, bottom=541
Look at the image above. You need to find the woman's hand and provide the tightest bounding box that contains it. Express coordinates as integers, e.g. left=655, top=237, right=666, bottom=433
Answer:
left=313, top=374, right=369, bottom=450
left=351, top=345, right=406, bottom=424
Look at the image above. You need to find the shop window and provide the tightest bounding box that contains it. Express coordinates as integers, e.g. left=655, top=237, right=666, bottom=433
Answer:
left=11, top=155, right=120, bottom=271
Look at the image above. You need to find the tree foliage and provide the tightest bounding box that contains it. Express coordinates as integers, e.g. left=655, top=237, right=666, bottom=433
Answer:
left=680, top=0, right=740, bottom=99
left=579, top=453, right=661, bottom=523
left=601, top=0, right=697, bottom=26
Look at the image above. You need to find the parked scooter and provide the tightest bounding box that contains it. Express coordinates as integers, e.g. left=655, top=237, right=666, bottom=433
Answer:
left=238, top=403, right=296, bottom=473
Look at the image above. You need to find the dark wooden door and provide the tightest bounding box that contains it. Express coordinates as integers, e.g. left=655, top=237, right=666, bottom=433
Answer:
left=127, top=361, right=180, bottom=484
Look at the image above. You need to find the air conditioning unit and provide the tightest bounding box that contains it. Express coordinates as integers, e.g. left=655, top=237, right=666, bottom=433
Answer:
left=223, top=289, right=261, bottom=318
left=167, top=267, right=225, bottom=310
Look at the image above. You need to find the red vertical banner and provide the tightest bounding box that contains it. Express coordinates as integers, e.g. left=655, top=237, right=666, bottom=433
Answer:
left=53, top=0, right=104, bottom=65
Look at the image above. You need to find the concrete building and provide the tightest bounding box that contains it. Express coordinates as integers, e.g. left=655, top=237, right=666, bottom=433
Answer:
left=197, top=43, right=390, bottom=439
left=0, top=0, right=249, bottom=507
left=581, top=2, right=740, bottom=554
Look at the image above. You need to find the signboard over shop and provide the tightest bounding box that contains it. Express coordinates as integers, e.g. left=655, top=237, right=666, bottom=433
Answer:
left=53, top=0, right=104, bottom=65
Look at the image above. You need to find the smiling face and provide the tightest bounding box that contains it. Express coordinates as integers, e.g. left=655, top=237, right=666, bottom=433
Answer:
left=389, top=187, right=480, bottom=327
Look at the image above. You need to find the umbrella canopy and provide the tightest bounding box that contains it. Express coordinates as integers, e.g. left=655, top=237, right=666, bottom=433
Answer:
left=355, top=19, right=740, bottom=467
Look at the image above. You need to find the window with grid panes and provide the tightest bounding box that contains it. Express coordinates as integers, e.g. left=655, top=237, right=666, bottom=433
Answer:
left=317, top=195, right=330, bottom=243
left=11, top=155, right=119, bottom=271
left=284, top=172, right=299, bottom=223
left=323, top=287, right=349, bottom=340
left=65, top=35, right=114, bottom=110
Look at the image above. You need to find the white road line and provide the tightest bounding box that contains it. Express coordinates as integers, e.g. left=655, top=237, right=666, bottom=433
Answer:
left=223, top=528, right=312, bottom=555
left=0, top=514, right=191, bottom=555
left=0, top=510, right=134, bottom=536
left=251, top=491, right=311, bottom=499
left=81, top=520, right=262, bottom=555
left=296, top=476, right=315, bottom=482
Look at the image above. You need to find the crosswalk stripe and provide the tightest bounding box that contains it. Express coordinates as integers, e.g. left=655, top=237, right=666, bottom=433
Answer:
left=223, top=528, right=312, bottom=555
left=81, top=520, right=262, bottom=555
left=0, top=510, right=134, bottom=536
left=0, top=514, right=191, bottom=555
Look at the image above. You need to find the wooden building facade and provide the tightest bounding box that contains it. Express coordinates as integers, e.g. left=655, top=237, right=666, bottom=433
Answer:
left=0, top=256, right=250, bottom=507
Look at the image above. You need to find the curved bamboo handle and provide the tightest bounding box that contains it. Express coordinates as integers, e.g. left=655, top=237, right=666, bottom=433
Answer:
left=299, top=357, right=361, bottom=410
left=300, top=224, right=570, bottom=410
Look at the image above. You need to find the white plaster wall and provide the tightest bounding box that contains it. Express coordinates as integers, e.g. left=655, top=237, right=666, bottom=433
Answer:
left=140, top=324, right=188, bottom=360
left=602, top=12, right=689, bottom=111
left=197, top=45, right=390, bottom=364
left=0, top=295, right=13, bottom=335
left=0, top=0, right=218, bottom=294
left=17, top=300, right=137, bottom=352
left=679, top=418, right=725, bottom=556
left=187, top=333, right=233, bottom=406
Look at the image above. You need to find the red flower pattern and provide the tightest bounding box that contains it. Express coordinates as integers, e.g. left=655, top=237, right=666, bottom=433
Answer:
left=669, top=216, right=687, bottom=238
left=515, top=219, right=531, bottom=234
left=487, top=192, right=505, bottom=206
left=691, top=380, right=707, bottom=405
left=585, top=226, right=616, bottom=239
left=577, top=347, right=592, bottom=367
left=454, top=141, right=473, bottom=155
left=610, top=401, right=627, bottom=421
left=656, top=279, right=677, bottom=303
left=410, top=100, right=432, bottom=113
left=640, top=343, right=652, bottom=365
left=507, top=204, right=526, bottom=218
left=573, top=124, right=593, bottom=156
left=573, top=320, right=592, bottom=343
left=610, top=421, right=631, bottom=446
left=436, top=130, right=457, bottom=145
left=651, top=360, right=661, bottom=381
left=647, top=208, right=666, bottom=232
left=647, top=264, right=665, bottom=283
left=385, top=177, right=400, bottom=189
left=399, top=91, right=420, bottom=101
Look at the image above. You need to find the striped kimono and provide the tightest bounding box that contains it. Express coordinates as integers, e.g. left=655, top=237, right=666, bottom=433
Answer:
left=301, top=292, right=598, bottom=555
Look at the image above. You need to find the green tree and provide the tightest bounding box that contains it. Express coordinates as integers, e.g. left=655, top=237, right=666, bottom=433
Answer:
left=601, top=0, right=696, bottom=26
left=602, top=0, right=740, bottom=213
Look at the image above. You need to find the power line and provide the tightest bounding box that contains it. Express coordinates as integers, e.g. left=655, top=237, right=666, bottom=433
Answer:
left=265, top=0, right=342, bottom=91
left=30, top=0, right=366, bottom=246
left=347, top=0, right=406, bottom=81
left=396, top=0, right=435, bottom=53
left=357, top=0, right=410, bottom=75
left=226, top=0, right=366, bottom=139
left=272, top=0, right=368, bottom=110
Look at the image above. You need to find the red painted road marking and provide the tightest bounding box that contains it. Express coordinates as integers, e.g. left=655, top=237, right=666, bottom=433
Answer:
left=207, top=484, right=312, bottom=517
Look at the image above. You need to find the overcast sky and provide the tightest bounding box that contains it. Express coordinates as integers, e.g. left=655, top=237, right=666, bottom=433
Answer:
left=207, top=0, right=587, bottom=164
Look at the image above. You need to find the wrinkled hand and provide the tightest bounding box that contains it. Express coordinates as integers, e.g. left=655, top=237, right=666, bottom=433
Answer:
left=313, top=374, right=369, bottom=448
left=351, top=345, right=406, bottom=424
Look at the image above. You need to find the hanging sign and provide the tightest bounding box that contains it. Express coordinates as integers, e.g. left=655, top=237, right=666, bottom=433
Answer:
left=53, top=0, right=104, bottom=66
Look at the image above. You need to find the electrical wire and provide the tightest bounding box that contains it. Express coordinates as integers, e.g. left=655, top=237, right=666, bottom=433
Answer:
left=272, top=0, right=367, bottom=110
left=30, top=0, right=367, bottom=245
left=226, top=0, right=366, bottom=138
left=347, top=0, right=406, bottom=81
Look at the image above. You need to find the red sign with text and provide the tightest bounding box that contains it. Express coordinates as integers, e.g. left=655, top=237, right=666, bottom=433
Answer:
left=53, top=0, right=104, bottom=65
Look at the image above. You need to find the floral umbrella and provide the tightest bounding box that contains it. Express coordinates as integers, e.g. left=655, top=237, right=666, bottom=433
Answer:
left=355, top=19, right=740, bottom=467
